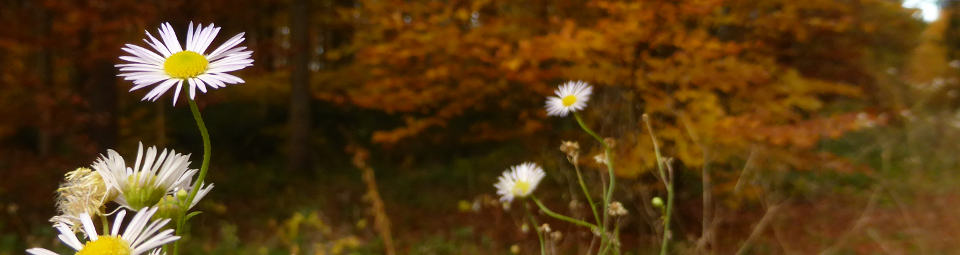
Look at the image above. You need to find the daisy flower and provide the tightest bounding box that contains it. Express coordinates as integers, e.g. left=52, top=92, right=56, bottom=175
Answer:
left=494, top=162, right=546, bottom=203
left=26, top=207, right=180, bottom=255
left=545, top=81, right=593, bottom=117
left=117, top=22, right=253, bottom=105
left=92, top=142, right=213, bottom=211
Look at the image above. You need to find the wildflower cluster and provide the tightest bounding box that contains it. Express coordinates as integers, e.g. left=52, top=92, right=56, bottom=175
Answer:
left=29, top=22, right=252, bottom=255
left=492, top=80, right=674, bottom=255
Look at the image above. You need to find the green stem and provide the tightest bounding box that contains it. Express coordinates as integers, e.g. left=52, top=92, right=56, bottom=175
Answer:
left=644, top=114, right=672, bottom=255
left=573, top=113, right=605, bottom=146
left=99, top=213, right=110, bottom=234
left=661, top=177, right=674, bottom=255
left=531, top=196, right=598, bottom=230
left=599, top=219, right=622, bottom=255
left=173, top=98, right=212, bottom=255
left=573, top=162, right=601, bottom=226
left=574, top=112, right=616, bottom=254
left=524, top=201, right=546, bottom=255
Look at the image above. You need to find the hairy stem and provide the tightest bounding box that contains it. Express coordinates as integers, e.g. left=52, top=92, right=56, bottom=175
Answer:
left=173, top=98, right=212, bottom=255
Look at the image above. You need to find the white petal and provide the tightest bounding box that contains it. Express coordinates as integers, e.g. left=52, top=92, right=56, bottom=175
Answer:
left=187, top=78, right=197, bottom=99
left=172, top=81, right=183, bottom=105
left=80, top=214, right=98, bottom=241
left=206, top=32, right=245, bottom=60
left=196, top=24, right=221, bottom=54
left=144, top=30, right=172, bottom=57
left=186, top=21, right=196, bottom=52
left=160, top=23, right=183, bottom=53
left=143, top=79, right=179, bottom=102
left=26, top=248, right=61, bottom=255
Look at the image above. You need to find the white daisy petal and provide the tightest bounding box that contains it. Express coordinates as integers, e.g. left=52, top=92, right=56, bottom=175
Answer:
left=144, top=30, right=172, bottom=57
left=187, top=78, right=197, bottom=99
left=206, top=32, right=246, bottom=60
left=54, top=223, right=83, bottom=250
left=80, top=214, right=98, bottom=241
left=196, top=24, right=220, bottom=54
left=143, top=79, right=178, bottom=102
left=26, top=248, right=60, bottom=255
left=198, top=74, right=225, bottom=89
left=160, top=23, right=183, bottom=53
left=186, top=21, right=196, bottom=52
left=111, top=210, right=126, bottom=236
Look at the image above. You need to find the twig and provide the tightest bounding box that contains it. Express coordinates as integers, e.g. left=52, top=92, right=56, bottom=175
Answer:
left=735, top=201, right=786, bottom=255
left=680, top=114, right=715, bottom=254
left=819, top=188, right=880, bottom=255
left=350, top=146, right=397, bottom=255
left=734, top=146, right=758, bottom=194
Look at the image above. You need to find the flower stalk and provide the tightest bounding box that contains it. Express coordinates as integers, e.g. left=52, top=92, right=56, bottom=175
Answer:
left=573, top=112, right=617, bottom=254
left=644, top=114, right=674, bottom=255
left=173, top=97, right=212, bottom=255
left=531, top=196, right=598, bottom=231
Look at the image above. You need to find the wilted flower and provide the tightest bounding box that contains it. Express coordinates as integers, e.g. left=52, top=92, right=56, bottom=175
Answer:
left=49, top=167, right=113, bottom=232
left=594, top=154, right=608, bottom=165
left=545, top=81, right=593, bottom=117
left=494, top=162, right=546, bottom=203
left=539, top=223, right=551, bottom=233
left=550, top=231, right=563, bottom=241
left=608, top=201, right=627, bottom=216
left=559, top=140, right=580, bottom=159
left=27, top=207, right=179, bottom=255
left=117, top=22, right=253, bottom=105
left=92, top=142, right=213, bottom=211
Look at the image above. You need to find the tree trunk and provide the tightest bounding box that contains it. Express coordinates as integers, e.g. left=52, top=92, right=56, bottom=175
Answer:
left=288, top=0, right=312, bottom=172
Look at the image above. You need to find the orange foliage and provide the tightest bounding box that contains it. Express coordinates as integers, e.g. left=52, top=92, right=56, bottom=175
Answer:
left=327, top=0, right=919, bottom=182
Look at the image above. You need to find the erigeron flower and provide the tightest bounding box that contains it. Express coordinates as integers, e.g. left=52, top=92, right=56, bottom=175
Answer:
left=117, top=22, right=253, bottom=105
left=26, top=207, right=179, bottom=255
left=545, top=81, right=593, bottom=117
left=494, top=162, right=546, bottom=203
left=92, top=142, right=213, bottom=211
left=49, top=167, right=114, bottom=232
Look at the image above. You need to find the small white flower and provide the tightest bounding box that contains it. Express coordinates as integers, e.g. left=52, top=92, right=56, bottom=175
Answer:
left=26, top=207, right=180, bottom=255
left=92, top=142, right=213, bottom=211
left=494, top=162, right=546, bottom=203
left=545, top=81, right=593, bottom=117
left=117, top=22, right=253, bottom=105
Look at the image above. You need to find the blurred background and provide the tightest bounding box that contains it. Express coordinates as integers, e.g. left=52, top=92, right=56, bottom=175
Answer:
left=3, top=0, right=960, bottom=254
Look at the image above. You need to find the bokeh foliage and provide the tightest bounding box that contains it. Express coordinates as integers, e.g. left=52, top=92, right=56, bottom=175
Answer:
left=0, top=0, right=941, bottom=254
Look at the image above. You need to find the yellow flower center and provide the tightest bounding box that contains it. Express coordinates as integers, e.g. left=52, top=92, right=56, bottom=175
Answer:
left=561, top=95, right=577, bottom=107
left=511, top=181, right=531, bottom=196
left=75, top=236, right=131, bottom=255
left=163, top=51, right=208, bottom=79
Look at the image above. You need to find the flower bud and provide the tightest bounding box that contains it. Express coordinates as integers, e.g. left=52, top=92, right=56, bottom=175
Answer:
left=652, top=197, right=664, bottom=208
